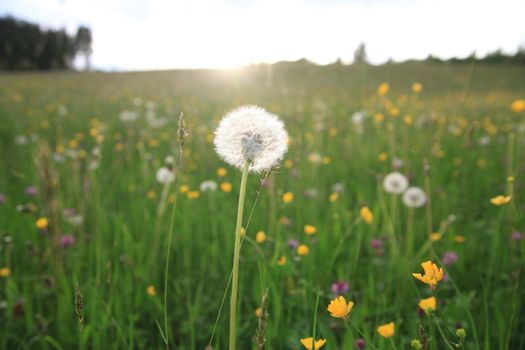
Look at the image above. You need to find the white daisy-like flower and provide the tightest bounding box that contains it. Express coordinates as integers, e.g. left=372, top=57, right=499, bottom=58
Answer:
left=213, top=105, right=288, bottom=173
left=156, top=167, right=174, bottom=184
left=402, top=187, right=427, bottom=208
left=200, top=180, right=218, bottom=192
left=383, top=172, right=409, bottom=194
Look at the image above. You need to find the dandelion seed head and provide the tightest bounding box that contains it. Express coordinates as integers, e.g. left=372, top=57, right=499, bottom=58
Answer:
left=214, top=105, right=288, bottom=173
left=403, top=187, right=427, bottom=208
left=383, top=172, right=408, bottom=194
left=156, top=167, right=174, bottom=184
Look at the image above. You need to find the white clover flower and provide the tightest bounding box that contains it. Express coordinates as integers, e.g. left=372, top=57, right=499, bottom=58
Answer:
left=213, top=105, right=288, bottom=173
left=200, top=180, right=218, bottom=192
left=156, top=167, right=174, bottom=184
left=402, top=187, right=427, bottom=208
left=383, top=172, right=409, bottom=194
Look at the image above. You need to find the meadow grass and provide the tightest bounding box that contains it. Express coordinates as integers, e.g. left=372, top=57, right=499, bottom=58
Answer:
left=0, top=62, right=524, bottom=349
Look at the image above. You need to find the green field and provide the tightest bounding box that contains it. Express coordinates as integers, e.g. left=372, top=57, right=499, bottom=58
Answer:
left=0, top=62, right=524, bottom=349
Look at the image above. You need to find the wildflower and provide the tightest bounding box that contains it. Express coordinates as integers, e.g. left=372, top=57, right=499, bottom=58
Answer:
left=304, top=225, right=317, bottom=235
left=0, top=267, right=10, bottom=277
left=402, top=187, right=427, bottom=208
left=377, top=83, right=389, bottom=96
left=378, top=152, right=388, bottom=161
left=186, top=191, right=200, bottom=199
left=355, top=338, right=366, bottom=349
left=156, top=167, right=174, bottom=184
left=200, top=180, right=218, bottom=192
left=331, top=281, right=349, bottom=295
left=297, top=244, right=309, bottom=256
left=300, top=337, right=326, bottom=350
left=490, top=195, right=511, bottom=206
left=255, top=307, right=263, bottom=318
left=329, top=192, right=339, bottom=202
left=0, top=193, right=6, bottom=205
left=430, top=232, right=442, bottom=241
left=377, top=322, right=395, bottom=338
left=412, top=82, right=423, bottom=93
left=360, top=206, right=373, bottom=224
left=60, top=235, right=75, bottom=248
left=146, top=285, right=156, bottom=296
left=327, top=296, right=354, bottom=318
left=277, top=255, right=287, bottom=266
left=371, top=238, right=383, bottom=249
left=412, top=260, right=444, bottom=290
left=240, top=227, right=246, bottom=236
left=454, top=235, right=466, bottom=243
left=256, top=231, right=266, bottom=244
left=217, top=167, right=227, bottom=177
left=179, top=185, right=189, bottom=193
left=146, top=191, right=157, bottom=200
left=284, top=159, right=294, bottom=168
left=374, top=113, right=385, bottom=123
left=220, top=182, right=232, bottom=193
left=25, top=186, right=38, bottom=197
left=441, top=251, right=458, bottom=266
left=511, top=99, right=525, bottom=113
left=418, top=296, right=436, bottom=312
left=213, top=105, right=288, bottom=173
left=383, top=172, right=408, bottom=194
left=512, top=231, right=522, bottom=241
left=36, top=217, right=49, bottom=230
left=282, top=192, right=294, bottom=203
left=411, top=339, right=422, bottom=349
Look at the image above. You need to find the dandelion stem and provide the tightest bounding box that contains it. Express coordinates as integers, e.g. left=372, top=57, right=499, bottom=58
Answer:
left=229, top=160, right=250, bottom=350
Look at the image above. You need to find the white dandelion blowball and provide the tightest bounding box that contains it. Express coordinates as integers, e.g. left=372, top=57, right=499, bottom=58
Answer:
left=156, top=167, right=174, bottom=184
left=200, top=180, right=218, bottom=192
left=213, top=105, right=289, bottom=173
left=402, top=187, right=427, bottom=208
left=383, top=172, right=409, bottom=194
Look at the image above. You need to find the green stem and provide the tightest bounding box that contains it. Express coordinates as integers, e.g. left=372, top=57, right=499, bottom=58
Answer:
left=346, top=319, right=379, bottom=350
left=389, top=338, right=399, bottom=350
left=229, top=160, right=250, bottom=350
left=430, top=313, right=455, bottom=350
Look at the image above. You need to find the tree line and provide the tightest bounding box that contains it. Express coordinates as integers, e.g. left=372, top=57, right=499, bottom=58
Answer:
left=0, top=16, right=92, bottom=71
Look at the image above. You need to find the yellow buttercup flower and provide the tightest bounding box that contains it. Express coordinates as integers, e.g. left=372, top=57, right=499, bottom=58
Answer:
left=327, top=296, right=354, bottom=318
left=179, top=185, right=189, bottom=193
left=430, top=232, right=442, bottom=242
left=511, top=99, right=525, bottom=113
left=146, top=285, right=156, bottom=296
left=412, top=82, right=423, bottom=93
left=256, top=231, right=266, bottom=244
left=454, top=235, right=466, bottom=243
left=186, top=190, right=200, bottom=199
left=377, top=322, right=395, bottom=338
left=282, top=191, right=294, bottom=203
left=36, top=217, right=49, bottom=230
left=220, top=182, right=232, bottom=193
left=378, top=152, right=388, bottom=161
left=360, top=206, right=373, bottom=224
left=217, top=167, right=227, bottom=177
left=277, top=255, right=287, bottom=266
left=297, top=244, right=309, bottom=256
left=329, top=192, right=339, bottom=202
left=0, top=267, right=10, bottom=278
left=418, top=296, right=436, bottom=312
left=412, top=260, right=444, bottom=290
left=146, top=191, right=157, bottom=200
left=304, top=225, right=317, bottom=235
left=490, top=195, right=511, bottom=206
left=255, top=307, right=263, bottom=318
left=300, top=337, right=326, bottom=350
left=377, top=83, right=389, bottom=96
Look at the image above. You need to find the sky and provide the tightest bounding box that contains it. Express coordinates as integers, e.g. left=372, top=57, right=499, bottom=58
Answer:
left=1, top=0, right=525, bottom=70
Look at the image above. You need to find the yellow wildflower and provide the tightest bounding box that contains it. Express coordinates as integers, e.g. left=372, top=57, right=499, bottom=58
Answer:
left=511, top=99, right=525, bottom=113
left=377, top=83, right=389, bottom=96
left=378, top=152, right=388, bottom=161
left=412, top=260, right=444, bottom=290
left=277, top=255, right=287, bottom=266
left=36, top=217, right=49, bottom=230
left=217, top=167, right=227, bottom=177
left=304, top=225, right=317, bottom=235
left=255, top=307, right=263, bottom=318
left=220, top=182, right=232, bottom=193
left=430, top=233, right=442, bottom=242
left=454, top=235, right=466, bottom=243
left=490, top=195, right=511, bottom=206
left=284, top=159, right=294, bottom=168
left=186, top=191, right=200, bottom=199
left=377, top=322, right=395, bottom=338
left=412, top=82, right=423, bottom=93
left=297, top=244, right=309, bottom=256
left=360, top=206, right=373, bottom=224
left=300, top=338, right=326, bottom=350
left=329, top=192, right=339, bottom=203
left=327, top=296, right=354, bottom=318
left=146, top=285, right=156, bottom=296
left=146, top=191, right=157, bottom=200
left=282, top=192, right=294, bottom=203
left=0, top=267, right=10, bottom=277
left=418, top=296, right=436, bottom=312
left=256, top=231, right=266, bottom=244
